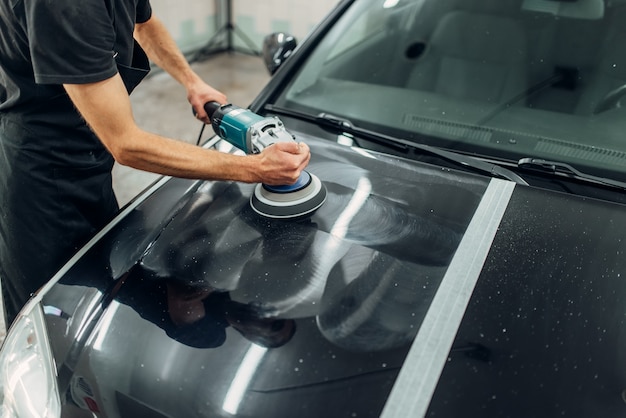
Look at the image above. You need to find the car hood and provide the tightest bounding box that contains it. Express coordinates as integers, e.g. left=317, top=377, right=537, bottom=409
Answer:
left=40, top=135, right=626, bottom=417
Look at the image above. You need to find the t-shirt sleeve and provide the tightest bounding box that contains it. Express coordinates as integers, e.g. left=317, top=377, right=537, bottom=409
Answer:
left=25, top=0, right=118, bottom=85
left=136, top=0, right=152, bottom=23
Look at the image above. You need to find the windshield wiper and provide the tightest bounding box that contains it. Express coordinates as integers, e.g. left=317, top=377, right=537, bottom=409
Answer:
left=518, top=158, right=626, bottom=191
left=264, top=104, right=528, bottom=185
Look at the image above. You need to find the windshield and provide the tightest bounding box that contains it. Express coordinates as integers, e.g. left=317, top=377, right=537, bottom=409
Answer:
left=274, top=0, right=626, bottom=182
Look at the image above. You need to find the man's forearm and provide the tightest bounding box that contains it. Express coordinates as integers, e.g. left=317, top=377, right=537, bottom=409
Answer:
left=133, top=15, right=226, bottom=121
left=64, top=75, right=251, bottom=182
left=134, top=15, right=201, bottom=89
left=63, top=74, right=308, bottom=186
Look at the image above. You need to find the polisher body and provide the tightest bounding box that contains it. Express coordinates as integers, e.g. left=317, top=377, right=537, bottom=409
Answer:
left=208, top=103, right=295, bottom=154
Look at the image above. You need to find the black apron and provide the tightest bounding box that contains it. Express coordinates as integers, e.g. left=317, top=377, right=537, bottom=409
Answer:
left=0, top=48, right=150, bottom=326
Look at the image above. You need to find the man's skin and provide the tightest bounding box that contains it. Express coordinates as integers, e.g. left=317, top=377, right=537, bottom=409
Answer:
left=63, top=15, right=310, bottom=186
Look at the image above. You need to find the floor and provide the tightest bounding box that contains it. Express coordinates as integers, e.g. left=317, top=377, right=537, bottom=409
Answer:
left=0, top=52, right=270, bottom=338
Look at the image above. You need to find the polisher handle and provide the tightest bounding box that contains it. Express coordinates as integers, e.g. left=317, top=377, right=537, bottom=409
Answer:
left=203, top=101, right=222, bottom=122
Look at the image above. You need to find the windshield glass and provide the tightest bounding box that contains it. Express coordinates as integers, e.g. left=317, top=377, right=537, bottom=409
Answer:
left=274, top=0, right=626, bottom=182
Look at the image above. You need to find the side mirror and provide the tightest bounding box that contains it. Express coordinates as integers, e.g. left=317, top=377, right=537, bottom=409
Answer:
left=262, top=32, right=298, bottom=75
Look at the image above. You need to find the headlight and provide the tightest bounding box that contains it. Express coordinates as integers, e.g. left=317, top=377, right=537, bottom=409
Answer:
left=0, top=303, right=61, bottom=417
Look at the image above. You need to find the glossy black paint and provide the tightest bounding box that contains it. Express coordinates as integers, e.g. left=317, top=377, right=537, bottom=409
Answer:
left=429, top=188, right=626, bottom=417
left=31, top=0, right=626, bottom=415
left=42, top=138, right=488, bottom=417
left=41, top=135, right=626, bottom=417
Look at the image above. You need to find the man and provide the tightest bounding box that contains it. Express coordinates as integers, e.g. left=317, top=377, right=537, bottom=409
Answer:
left=0, top=0, right=310, bottom=327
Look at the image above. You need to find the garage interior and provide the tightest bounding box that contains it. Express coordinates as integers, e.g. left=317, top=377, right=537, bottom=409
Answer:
left=0, top=0, right=339, bottom=339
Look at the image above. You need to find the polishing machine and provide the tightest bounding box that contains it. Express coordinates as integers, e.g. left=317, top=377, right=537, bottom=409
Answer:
left=204, top=102, right=327, bottom=219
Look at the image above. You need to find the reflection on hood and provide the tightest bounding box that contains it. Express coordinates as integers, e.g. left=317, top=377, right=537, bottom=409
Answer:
left=116, top=142, right=486, bottom=352
left=115, top=266, right=296, bottom=349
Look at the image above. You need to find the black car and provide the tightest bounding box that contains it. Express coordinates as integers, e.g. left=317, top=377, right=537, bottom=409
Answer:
left=2, top=0, right=626, bottom=416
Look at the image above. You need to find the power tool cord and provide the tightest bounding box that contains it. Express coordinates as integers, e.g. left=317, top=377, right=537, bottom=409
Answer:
left=196, top=123, right=206, bottom=146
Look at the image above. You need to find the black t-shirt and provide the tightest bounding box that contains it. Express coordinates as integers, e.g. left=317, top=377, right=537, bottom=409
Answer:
left=0, top=0, right=151, bottom=110
left=0, top=0, right=152, bottom=167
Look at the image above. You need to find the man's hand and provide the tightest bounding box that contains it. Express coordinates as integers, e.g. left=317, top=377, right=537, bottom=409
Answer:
left=187, top=81, right=227, bottom=124
left=254, top=142, right=311, bottom=185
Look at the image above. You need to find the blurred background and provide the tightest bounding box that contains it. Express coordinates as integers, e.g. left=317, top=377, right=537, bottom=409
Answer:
left=151, top=0, right=338, bottom=55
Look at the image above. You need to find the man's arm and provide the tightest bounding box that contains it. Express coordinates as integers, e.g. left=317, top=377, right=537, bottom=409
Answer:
left=64, top=12, right=310, bottom=185
left=63, top=74, right=310, bottom=185
left=133, top=15, right=222, bottom=122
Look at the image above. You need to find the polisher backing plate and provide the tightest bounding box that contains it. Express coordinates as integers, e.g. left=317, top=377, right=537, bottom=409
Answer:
left=250, top=172, right=327, bottom=219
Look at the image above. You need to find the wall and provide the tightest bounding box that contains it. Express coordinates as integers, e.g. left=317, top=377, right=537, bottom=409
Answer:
left=150, top=0, right=340, bottom=54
